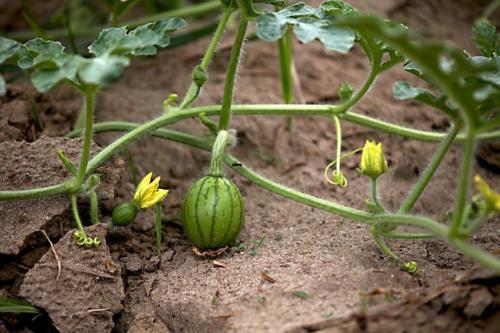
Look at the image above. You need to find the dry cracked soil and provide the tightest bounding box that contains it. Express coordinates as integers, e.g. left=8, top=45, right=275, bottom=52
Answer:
left=0, top=0, right=499, bottom=332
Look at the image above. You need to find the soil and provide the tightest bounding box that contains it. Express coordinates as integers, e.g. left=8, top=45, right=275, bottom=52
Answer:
left=20, top=224, right=124, bottom=333
left=0, top=0, right=499, bottom=332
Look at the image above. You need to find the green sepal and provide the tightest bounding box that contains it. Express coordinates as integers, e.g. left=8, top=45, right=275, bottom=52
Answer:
left=57, top=150, right=77, bottom=175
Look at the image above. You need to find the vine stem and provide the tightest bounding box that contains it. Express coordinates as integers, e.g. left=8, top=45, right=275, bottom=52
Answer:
left=371, top=178, right=385, bottom=212
left=380, top=231, right=434, bottom=239
left=218, top=16, right=248, bottom=130
left=371, top=225, right=399, bottom=260
left=71, top=195, right=86, bottom=238
left=69, top=124, right=500, bottom=272
left=74, top=103, right=498, bottom=177
left=154, top=204, right=162, bottom=256
left=333, top=116, right=342, bottom=177
left=277, top=16, right=294, bottom=129
left=208, top=130, right=229, bottom=176
left=449, top=127, right=477, bottom=238
left=0, top=182, right=70, bottom=201
left=180, top=8, right=233, bottom=109
left=74, top=87, right=98, bottom=190
left=2, top=106, right=499, bottom=200
left=399, top=124, right=461, bottom=213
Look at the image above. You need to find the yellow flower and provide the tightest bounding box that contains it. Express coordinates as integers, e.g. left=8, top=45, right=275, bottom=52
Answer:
left=474, top=175, right=500, bottom=212
left=134, top=172, right=169, bottom=209
left=360, top=140, right=388, bottom=179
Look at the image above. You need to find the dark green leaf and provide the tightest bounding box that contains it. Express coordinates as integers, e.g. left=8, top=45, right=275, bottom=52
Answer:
left=0, top=298, right=41, bottom=315
left=0, top=18, right=185, bottom=93
left=473, top=19, right=499, bottom=58
left=31, top=67, right=65, bottom=92
left=79, top=55, right=130, bottom=86
left=0, top=37, right=20, bottom=63
left=0, top=75, right=5, bottom=95
left=277, top=2, right=317, bottom=17
left=151, top=17, right=187, bottom=34
left=471, top=56, right=500, bottom=86
left=24, top=38, right=64, bottom=55
left=256, top=3, right=317, bottom=42
left=88, top=18, right=186, bottom=56
left=336, top=14, right=497, bottom=124
left=88, top=27, right=128, bottom=56
left=28, top=54, right=82, bottom=92
left=255, top=13, right=289, bottom=41
left=262, top=0, right=286, bottom=6
left=313, top=23, right=354, bottom=53
left=393, top=81, right=458, bottom=118
left=256, top=2, right=355, bottom=52
left=320, top=0, right=355, bottom=16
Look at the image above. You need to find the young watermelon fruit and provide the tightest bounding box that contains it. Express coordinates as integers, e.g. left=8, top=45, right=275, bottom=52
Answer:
left=182, top=175, right=244, bottom=250
left=181, top=130, right=245, bottom=250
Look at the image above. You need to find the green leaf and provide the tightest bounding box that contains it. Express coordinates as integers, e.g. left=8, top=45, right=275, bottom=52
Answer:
left=473, top=19, right=499, bottom=58
left=79, top=55, right=130, bottom=86
left=255, top=13, right=289, bottom=41
left=0, top=37, right=20, bottom=63
left=256, top=2, right=355, bottom=53
left=88, top=27, right=128, bottom=56
left=25, top=38, right=64, bottom=56
left=471, top=56, right=500, bottom=87
left=338, top=82, right=353, bottom=102
left=320, top=0, right=355, bottom=16
left=88, top=18, right=186, bottom=56
left=262, top=0, right=286, bottom=6
left=336, top=14, right=498, bottom=125
left=0, top=75, right=5, bottom=95
left=31, top=67, right=65, bottom=92
left=0, top=298, right=41, bottom=315
left=28, top=54, right=82, bottom=92
left=297, top=18, right=354, bottom=53
left=393, top=81, right=458, bottom=118
left=17, top=39, right=66, bottom=70
left=1, top=18, right=185, bottom=93
left=256, top=3, right=316, bottom=42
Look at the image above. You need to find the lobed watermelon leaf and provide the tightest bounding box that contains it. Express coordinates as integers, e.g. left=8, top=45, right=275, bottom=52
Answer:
left=473, top=19, right=499, bottom=58
left=393, top=81, right=458, bottom=118
left=0, top=18, right=186, bottom=94
left=256, top=1, right=355, bottom=53
left=336, top=13, right=500, bottom=126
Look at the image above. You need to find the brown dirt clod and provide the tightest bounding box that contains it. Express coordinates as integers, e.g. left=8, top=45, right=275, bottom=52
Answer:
left=19, top=223, right=125, bottom=333
left=0, top=136, right=123, bottom=256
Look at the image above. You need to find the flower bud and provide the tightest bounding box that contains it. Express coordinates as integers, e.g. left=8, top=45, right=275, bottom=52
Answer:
left=112, top=202, right=138, bottom=226
left=192, top=65, right=208, bottom=88
left=474, top=175, right=500, bottom=212
left=360, top=140, right=388, bottom=179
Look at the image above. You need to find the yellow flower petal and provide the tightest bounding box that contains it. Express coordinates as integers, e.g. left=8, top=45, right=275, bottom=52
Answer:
left=133, top=173, right=169, bottom=209
left=360, top=140, right=388, bottom=179
left=474, top=175, right=500, bottom=212
left=140, top=189, right=169, bottom=209
left=134, top=172, right=153, bottom=202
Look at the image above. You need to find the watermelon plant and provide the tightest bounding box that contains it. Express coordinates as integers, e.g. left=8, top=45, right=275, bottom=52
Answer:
left=0, top=0, right=499, bottom=274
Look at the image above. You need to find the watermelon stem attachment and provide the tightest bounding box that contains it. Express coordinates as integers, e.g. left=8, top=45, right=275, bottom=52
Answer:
left=208, top=130, right=229, bottom=177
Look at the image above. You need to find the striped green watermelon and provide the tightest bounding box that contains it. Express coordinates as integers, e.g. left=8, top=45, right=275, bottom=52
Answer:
left=182, top=175, right=244, bottom=249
